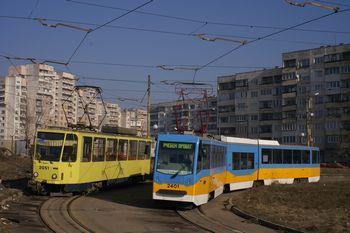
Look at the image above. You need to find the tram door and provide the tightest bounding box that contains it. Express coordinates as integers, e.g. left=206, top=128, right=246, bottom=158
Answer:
left=198, top=142, right=212, bottom=195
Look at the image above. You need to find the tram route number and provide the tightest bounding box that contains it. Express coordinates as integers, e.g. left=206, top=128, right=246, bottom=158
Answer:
left=167, top=183, right=180, bottom=189
left=39, top=165, right=49, bottom=170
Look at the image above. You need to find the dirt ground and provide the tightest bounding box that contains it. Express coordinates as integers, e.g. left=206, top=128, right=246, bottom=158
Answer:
left=231, top=168, right=350, bottom=233
left=0, top=156, right=32, bottom=181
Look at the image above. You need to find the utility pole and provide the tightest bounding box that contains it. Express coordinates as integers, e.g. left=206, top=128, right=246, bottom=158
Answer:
left=306, top=96, right=315, bottom=147
left=147, top=75, right=151, bottom=138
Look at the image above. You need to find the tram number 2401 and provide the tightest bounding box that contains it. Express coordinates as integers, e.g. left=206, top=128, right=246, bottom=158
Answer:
left=167, top=183, right=180, bottom=189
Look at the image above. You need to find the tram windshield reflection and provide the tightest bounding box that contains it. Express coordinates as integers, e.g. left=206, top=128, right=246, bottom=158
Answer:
left=35, top=132, right=65, bottom=161
left=156, top=141, right=195, bottom=175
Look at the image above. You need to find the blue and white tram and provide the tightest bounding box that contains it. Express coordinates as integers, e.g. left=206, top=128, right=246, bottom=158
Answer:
left=153, top=134, right=320, bottom=206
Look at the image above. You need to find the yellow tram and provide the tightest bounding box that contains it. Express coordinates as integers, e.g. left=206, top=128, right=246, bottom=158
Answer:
left=31, top=128, right=151, bottom=194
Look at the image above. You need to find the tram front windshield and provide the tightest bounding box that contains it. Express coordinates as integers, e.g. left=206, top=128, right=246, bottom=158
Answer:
left=35, top=132, right=64, bottom=161
left=156, top=141, right=195, bottom=175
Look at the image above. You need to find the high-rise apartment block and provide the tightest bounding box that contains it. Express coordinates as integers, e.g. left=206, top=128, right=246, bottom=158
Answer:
left=121, top=108, right=147, bottom=136
left=217, top=44, right=350, bottom=162
left=150, top=97, right=217, bottom=136
left=0, top=64, right=123, bottom=146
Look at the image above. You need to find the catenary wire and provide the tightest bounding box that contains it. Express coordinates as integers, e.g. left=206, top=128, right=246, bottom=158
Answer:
left=0, top=15, right=347, bottom=46
left=65, top=0, right=153, bottom=64
left=64, top=0, right=350, bottom=34
left=197, top=8, right=350, bottom=72
left=28, top=0, right=41, bottom=17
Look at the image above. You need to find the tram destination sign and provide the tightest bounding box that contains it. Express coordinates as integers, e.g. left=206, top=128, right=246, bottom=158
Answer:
left=161, top=142, right=194, bottom=150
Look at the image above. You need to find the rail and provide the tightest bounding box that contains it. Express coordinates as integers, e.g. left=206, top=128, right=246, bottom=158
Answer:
left=39, top=196, right=94, bottom=233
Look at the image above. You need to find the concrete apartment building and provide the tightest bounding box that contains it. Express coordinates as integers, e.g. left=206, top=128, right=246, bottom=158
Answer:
left=217, top=44, right=350, bottom=162
left=2, top=64, right=77, bottom=144
left=121, top=108, right=147, bottom=136
left=7, top=64, right=77, bottom=135
left=150, top=97, right=217, bottom=136
left=0, top=75, right=27, bottom=142
left=97, top=102, right=121, bottom=127
left=217, top=68, right=283, bottom=139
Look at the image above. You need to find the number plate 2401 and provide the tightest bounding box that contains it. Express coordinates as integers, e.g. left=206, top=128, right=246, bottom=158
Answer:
left=167, top=183, right=180, bottom=189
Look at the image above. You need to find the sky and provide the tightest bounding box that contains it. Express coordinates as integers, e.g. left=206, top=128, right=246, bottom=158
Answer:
left=1, top=0, right=350, bottom=108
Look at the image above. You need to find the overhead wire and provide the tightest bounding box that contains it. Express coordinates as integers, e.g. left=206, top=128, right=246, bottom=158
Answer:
left=314, top=0, right=350, bottom=8
left=0, top=15, right=347, bottom=45
left=28, top=0, right=41, bottom=17
left=1, top=52, right=274, bottom=70
left=196, top=8, right=350, bottom=72
left=64, top=0, right=350, bottom=34
left=65, top=0, right=153, bottom=64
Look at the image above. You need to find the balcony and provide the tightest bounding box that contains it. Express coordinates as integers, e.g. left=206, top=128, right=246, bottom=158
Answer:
left=282, top=104, right=297, bottom=111
left=282, top=92, right=296, bottom=98
left=282, top=79, right=297, bottom=86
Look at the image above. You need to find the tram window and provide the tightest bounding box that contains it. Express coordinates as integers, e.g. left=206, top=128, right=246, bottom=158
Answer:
left=302, top=150, right=310, bottom=164
left=312, top=150, right=319, bottom=163
left=232, top=153, right=240, bottom=170
left=247, top=153, right=254, bottom=169
left=106, top=139, right=118, bottom=161
left=144, top=142, right=151, bottom=159
left=202, top=144, right=210, bottom=169
left=283, top=150, right=293, bottom=164
left=62, top=134, right=78, bottom=162
left=293, top=150, right=302, bottom=164
left=93, top=138, right=105, bottom=162
left=273, top=149, right=283, bottom=164
left=82, top=137, right=92, bottom=162
left=197, top=143, right=203, bottom=173
left=262, top=149, right=273, bottom=164
left=138, top=141, right=146, bottom=160
left=214, top=146, right=218, bottom=168
left=241, top=153, right=248, bottom=169
left=118, top=140, right=128, bottom=161
left=129, top=140, right=138, bottom=160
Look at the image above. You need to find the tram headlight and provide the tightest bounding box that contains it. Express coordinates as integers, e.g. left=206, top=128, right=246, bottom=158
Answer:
left=33, top=172, right=38, bottom=178
left=51, top=173, right=57, bottom=179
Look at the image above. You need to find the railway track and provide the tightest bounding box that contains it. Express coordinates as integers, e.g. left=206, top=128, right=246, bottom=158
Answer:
left=176, top=206, right=242, bottom=233
left=39, top=196, right=93, bottom=233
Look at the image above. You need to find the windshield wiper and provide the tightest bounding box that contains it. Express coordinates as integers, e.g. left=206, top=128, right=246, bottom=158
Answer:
left=171, top=164, right=186, bottom=179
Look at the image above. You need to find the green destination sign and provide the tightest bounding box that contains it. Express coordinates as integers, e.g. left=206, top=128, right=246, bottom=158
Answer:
left=161, top=142, right=193, bottom=150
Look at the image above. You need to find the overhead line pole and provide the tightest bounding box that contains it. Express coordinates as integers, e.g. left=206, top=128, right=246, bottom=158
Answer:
left=147, top=75, right=151, bottom=139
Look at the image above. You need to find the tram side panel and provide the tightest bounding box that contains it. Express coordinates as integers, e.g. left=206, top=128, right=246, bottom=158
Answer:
left=225, top=144, right=259, bottom=191
left=257, top=146, right=321, bottom=185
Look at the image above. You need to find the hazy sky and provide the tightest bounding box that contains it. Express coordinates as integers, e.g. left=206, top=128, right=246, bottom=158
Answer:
left=1, top=0, right=350, bottom=108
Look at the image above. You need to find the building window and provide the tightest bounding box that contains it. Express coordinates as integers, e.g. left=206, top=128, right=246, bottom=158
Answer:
left=324, top=53, right=341, bottom=63
left=341, top=65, right=350, bottom=73
left=284, top=59, right=296, bottom=68
left=298, top=59, right=310, bottom=68
left=251, top=91, right=258, bottom=97
left=327, top=135, right=340, bottom=143
left=282, top=72, right=296, bottom=81
left=313, top=56, right=323, bottom=64
left=325, top=67, right=340, bottom=75
left=261, top=89, right=272, bottom=96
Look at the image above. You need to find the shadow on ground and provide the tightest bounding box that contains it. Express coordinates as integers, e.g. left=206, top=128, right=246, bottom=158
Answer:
left=88, top=181, right=193, bottom=210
